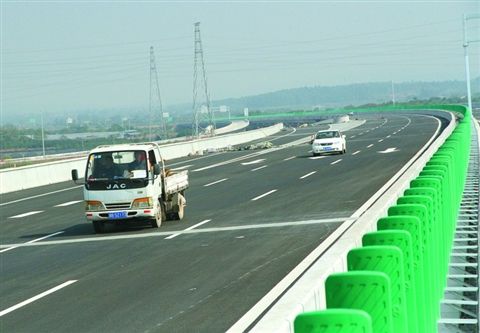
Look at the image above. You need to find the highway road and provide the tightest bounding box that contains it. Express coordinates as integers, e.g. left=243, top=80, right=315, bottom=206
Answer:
left=0, top=113, right=447, bottom=332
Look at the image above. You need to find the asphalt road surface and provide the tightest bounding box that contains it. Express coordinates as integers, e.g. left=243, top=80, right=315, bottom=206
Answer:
left=0, top=113, right=446, bottom=333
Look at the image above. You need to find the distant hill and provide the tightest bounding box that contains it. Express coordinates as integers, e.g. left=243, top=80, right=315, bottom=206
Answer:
left=212, top=78, right=480, bottom=111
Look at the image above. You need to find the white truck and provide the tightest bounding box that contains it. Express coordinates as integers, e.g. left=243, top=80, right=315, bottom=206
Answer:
left=71, top=143, right=188, bottom=233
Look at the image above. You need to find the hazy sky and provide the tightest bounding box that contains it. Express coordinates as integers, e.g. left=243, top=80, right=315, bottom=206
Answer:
left=1, top=1, right=479, bottom=116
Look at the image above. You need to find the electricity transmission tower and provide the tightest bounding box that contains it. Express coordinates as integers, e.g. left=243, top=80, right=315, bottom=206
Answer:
left=192, top=22, right=215, bottom=138
left=149, top=46, right=167, bottom=140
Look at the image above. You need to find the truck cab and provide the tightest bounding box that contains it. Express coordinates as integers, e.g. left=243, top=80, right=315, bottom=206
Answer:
left=72, top=143, right=188, bottom=233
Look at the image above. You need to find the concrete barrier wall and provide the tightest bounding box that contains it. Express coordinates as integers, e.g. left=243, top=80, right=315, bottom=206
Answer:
left=215, top=120, right=249, bottom=135
left=0, top=123, right=283, bottom=194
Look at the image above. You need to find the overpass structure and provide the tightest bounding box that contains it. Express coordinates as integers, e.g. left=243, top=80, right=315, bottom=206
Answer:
left=0, top=105, right=477, bottom=333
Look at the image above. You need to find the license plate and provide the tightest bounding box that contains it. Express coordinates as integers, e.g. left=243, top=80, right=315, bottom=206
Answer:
left=108, top=211, right=127, bottom=219
left=323, top=147, right=333, bottom=151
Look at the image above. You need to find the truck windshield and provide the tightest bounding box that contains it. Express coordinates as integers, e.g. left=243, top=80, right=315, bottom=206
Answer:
left=316, top=131, right=339, bottom=139
left=86, top=151, right=148, bottom=180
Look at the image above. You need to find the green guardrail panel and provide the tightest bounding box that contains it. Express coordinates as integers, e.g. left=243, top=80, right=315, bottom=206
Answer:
left=325, top=271, right=393, bottom=333
left=294, top=309, right=373, bottom=333
left=362, top=231, right=418, bottom=333
left=404, top=187, right=448, bottom=290
left=418, top=170, right=455, bottom=224
left=396, top=195, right=442, bottom=306
left=346, top=246, right=407, bottom=333
left=377, top=215, right=428, bottom=333
left=387, top=204, right=437, bottom=332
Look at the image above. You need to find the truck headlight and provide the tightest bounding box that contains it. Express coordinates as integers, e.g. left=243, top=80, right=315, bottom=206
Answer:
left=85, top=200, right=105, bottom=211
left=132, top=197, right=153, bottom=209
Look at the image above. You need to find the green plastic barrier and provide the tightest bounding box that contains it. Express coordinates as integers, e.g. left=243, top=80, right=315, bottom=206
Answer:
left=387, top=204, right=437, bottom=332
left=347, top=246, right=407, bottom=333
left=362, top=231, right=418, bottom=333
left=294, top=309, right=373, bottom=333
left=396, top=196, right=442, bottom=310
left=325, top=271, right=393, bottom=333
left=377, top=216, right=428, bottom=333
left=417, top=169, right=450, bottom=232
left=404, top=187, right=447, bottom=290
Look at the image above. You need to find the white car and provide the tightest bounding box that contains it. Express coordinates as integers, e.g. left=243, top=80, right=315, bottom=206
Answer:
left=311, top=130, right=347, bottom=156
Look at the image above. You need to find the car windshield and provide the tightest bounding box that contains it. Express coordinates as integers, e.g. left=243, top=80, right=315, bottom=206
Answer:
left=86, top=151, right=148, bottom=180
left=316, top=131, right=340, bottom=139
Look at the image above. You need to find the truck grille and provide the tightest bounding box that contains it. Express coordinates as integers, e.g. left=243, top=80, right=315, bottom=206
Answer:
left=105, top=202, right=131, bottom=210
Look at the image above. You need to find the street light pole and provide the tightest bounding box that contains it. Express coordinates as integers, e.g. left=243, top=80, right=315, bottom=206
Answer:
left=463, top=13, right=480, bottom=114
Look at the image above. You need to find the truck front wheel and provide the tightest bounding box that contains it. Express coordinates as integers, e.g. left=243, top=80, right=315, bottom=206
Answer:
left=150, top=201, right=164, bottom=228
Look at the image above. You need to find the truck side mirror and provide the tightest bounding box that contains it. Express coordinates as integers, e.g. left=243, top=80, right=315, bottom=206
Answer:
left=153, top=164, right=161, bottom=175
left=342, top=135, right=346, bottom=139
left=71, top=169, right=79, bottom=181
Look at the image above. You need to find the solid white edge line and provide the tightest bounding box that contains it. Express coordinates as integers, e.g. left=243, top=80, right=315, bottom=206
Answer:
left=0, top=218, right=353, bottom=248
left=299, top=171, right=316, bottom=179
left=165, top=219, right=212, bottom=239
left=229, top=112, right=445, bottom=332
left=8, top=211, right=44, bottom=219
left=1, top=186, right=83, bottom=207
left=203, top=178, right=228, bottom=187
left=0, top=280, right=77, bottom=317
left=0, top=231, right=64, bottom=254
left=251, top=190, right=277, bottom=201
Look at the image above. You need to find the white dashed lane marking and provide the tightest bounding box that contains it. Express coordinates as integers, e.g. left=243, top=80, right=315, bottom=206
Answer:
left=300, top=171, right=316, bottom=179
left=367, top=144, right=374, bottom=148
left=241, top=159, right=265, bottom=166
left=309, top=156, right=326, bottom=160
left=330, top=159, right=342, bottom=165
left=165, top=219, right=212, bottom=239
left=352, top=150, right=361, bottom=155
left=378, top=139, right=384, bottom=142
left=251, top=165, right=268, bottom=172
left=204, top=178, right=228, bottom=187
left=252, top=190, right=277, bottom=201
left=171, top=165, right=193, bottom=171
left=55, top=200, right=82, bottom=207
left=0, top=280, right=78, bottom=317
left=283, top=156, right=296, bottom=161
left=8, top=211, right=44, bottom=219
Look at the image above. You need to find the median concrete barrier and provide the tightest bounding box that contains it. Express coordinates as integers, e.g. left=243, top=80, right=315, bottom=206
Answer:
left=0, top=123, right=283, bottom=194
